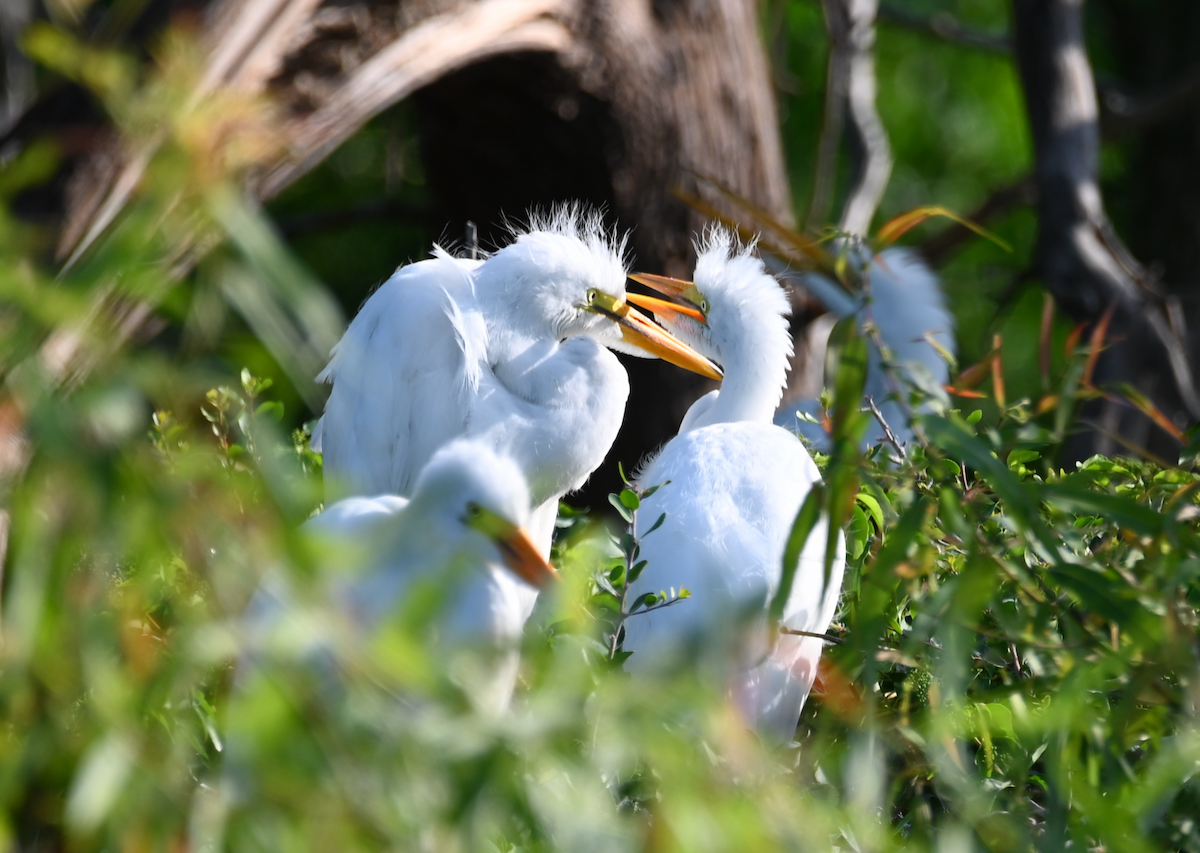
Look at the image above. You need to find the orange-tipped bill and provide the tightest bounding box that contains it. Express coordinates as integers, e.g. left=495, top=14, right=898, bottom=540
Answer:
left=585, top=291, right=722, bottom=380
left=628, top=272, right=694, bottom=299
left=617, top=306, right=723, bottom=379
left=628, top=272, right=709, bottom=325
left=468, top=508, right=559, bottom=588
left=626, top=291, right=706, bottom=323
left=496, top=525, right=559, bottom=589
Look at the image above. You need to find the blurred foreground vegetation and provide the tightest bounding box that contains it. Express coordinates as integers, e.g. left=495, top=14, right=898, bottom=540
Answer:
left=3, top=17, right=1200, bottom=853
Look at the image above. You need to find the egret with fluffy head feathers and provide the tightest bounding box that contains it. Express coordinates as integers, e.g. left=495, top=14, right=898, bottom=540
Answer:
left=620, top=228, right=846, bottom=743
left=242, top=439, right=557, bottom=714
left=776, top=246, right=954, bottom=453
left=313, top=206, right=722, bottom=558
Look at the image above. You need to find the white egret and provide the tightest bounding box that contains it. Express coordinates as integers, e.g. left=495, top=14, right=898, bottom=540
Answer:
left=313, top=208, right=722, bottom=559
left=776, top=246, right=954, bottom=453
left=242, top=439, right=558, bottom=714
left=620, top=229, right=846, bottom=744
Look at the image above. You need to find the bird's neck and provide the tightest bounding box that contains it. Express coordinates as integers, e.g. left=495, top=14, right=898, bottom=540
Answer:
left=706, top=366, right=784, bottom=426
left=473, top=265, right=556, bottom=359
left=692, top=339, right=789, bottom=428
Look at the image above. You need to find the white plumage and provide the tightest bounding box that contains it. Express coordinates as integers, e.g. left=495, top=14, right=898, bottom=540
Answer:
left=314, top=208, right=721, bottom=555
left=621, top=229, right=846, bottom=743
left=242, top=439, right=557, bottom=714
left=777, top=246, right=954, bottom=452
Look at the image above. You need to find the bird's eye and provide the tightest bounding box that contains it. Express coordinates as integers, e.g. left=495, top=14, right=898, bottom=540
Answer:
left=465, top=502, right=482, bottom=519
left=700, top=298, right=710, bottom=314
left=585, top=288, right=598, bottom=304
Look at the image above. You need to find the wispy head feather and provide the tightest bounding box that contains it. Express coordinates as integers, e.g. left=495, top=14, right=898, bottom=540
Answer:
left=511, top=202, right=631, bottom=272
left=470, top=202, right=632, bottom=343
left=687, top=224, right=795, bottom=417
left=693, top=226, right=787, bottom=318
left=692, top=225, right=792, bottom=361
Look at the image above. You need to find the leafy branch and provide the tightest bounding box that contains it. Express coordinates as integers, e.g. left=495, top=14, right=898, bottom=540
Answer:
left=595, top=466, right=689, bottom=662
left=199, top=368, right=283, bottom=468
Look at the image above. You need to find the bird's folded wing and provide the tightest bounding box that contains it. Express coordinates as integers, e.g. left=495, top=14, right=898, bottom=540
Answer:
left=317, top=256, right=481, bottom=498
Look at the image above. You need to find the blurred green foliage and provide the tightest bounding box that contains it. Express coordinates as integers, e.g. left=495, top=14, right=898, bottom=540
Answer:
left=3, top=7, right=1200, bottom=853
left=267, top=109, right=431, bottom=315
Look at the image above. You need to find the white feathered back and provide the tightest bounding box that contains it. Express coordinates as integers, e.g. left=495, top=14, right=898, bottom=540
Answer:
left=865, top=247, right=954, bottom=388
left=777, top=246, right=954, bottom=452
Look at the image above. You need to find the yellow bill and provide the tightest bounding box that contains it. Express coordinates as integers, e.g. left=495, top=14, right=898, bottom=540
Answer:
left=626, top=291, right=707, bottom=323
left=627, top=272, right=694, bottom=299
left=585, top=290, right=722, bottom=380
left=467, top=506, right=559, bottom=589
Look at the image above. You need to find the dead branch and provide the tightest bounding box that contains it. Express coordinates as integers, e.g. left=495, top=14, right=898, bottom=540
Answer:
left=864, top=396, right=906, bottom=460
left=256, top=0, right=571, bottom=200
left=1099, top=66, right=1200, bottom=138
left=0, top=0, right=33, bottom=139
left=919, top=175, right=1035, bottom=266
left=920, top=65, right=1200, bottom=266
left=807, top=0, right=850, bottom=229
left=822, top=0, right=891, bottom=237
left=877, top=3, right=1009, bottom=54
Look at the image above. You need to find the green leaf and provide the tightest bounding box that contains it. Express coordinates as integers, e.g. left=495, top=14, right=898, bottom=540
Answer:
left=619, top=489, right=640, bottom=511
left=0, top=140, right=59, bottom=201
left=591, top=593, right=621, bottom=613
left=923, top=416, right=1057, bottom=559
left=1042, top=481, right=1163, bottom=538
left=856, top=492, right=885, bottom=532
left=608, top=493, right=633, bottom=523
left=594, top=574, right=619, bottom=599
left=825, top=316, right=870, bottom=447
left=641, top=480, right=670, bottom=500
left=1008, top=449, right=1039, bottom=466
left=847, top=504, right=870, bottom=562
left=618, top=533, right=638, bottom=560
left=644, top=512, right=667, bottom=537
left=630, top=592, right=658, bottom=612
left=938, top=486, right=971, bottom=541
left=65, top=731, right=137, bottom=833
left=256, top=401, right=285, bottom=422
left=979, top=702, right=1015, bottom=741
left=852, top=497, right=931, bottom=672
left=770, top=484, right=825, bottom=626
left=1047, top=562, right=1141, bottom=627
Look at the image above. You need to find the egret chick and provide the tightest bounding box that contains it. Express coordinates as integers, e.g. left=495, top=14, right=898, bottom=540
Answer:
left=243, top=439, right=557, bottom=714
left=621, top=229, right=846, bottom=744
left=776, top=246, right=954, bottom=453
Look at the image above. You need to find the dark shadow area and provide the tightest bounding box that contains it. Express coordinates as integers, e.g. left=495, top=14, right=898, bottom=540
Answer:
left=412, top=51, right=621, bottom=251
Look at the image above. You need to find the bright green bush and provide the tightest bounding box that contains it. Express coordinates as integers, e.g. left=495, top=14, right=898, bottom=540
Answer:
left=3, top=21, right=1200, bottom=853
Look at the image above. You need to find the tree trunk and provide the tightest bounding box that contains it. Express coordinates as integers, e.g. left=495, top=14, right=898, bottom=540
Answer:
left=1092, top=0, right=1200, bottom=455
left=0, top=0, right=32, bottom=140
left=1011, top=0, right=1198, bottom=462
